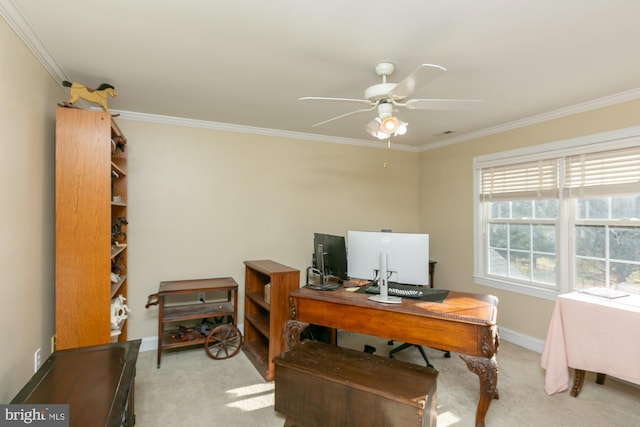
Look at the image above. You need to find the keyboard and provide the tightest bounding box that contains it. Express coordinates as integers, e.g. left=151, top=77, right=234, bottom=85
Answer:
left=364, top=284, right=424, bottom=299
left=306, top=283, right=339, bottom=291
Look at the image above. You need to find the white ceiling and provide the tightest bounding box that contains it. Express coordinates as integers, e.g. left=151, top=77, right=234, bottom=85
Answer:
left=3, top=0, right=640, bottom=150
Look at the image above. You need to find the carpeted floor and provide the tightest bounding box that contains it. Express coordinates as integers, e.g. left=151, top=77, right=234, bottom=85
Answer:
left=134, top=331, right=640, bottom=426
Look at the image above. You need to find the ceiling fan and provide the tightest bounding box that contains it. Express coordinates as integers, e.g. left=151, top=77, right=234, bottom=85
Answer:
left=299, top=62, right=483, bottom=140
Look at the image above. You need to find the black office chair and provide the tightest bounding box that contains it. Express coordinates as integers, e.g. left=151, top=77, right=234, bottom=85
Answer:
left=386, top=261, right=450, bottom=367
left=387, top=341, right=450, bottom=368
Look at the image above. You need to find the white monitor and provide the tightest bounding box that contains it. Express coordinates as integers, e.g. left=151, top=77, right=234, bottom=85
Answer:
left=347, top=231, right=430, bottom=286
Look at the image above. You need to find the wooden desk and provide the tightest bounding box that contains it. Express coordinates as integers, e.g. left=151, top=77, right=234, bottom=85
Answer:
left=288, top=286, right=499, bottom=427
left=541, top=292, right=640, bottom=396
left=12, top=340, right=140, bottom=427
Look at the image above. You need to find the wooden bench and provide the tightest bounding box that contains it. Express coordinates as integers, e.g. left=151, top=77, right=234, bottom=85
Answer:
left=274, top=339, right=438, bottom=427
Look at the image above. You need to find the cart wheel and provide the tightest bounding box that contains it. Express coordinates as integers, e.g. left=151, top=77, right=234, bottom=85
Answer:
left=205, top=324, right=242, bottom=360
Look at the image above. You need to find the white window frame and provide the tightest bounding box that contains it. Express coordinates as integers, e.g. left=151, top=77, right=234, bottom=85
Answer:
left=473, top=126, right=640, bottom=301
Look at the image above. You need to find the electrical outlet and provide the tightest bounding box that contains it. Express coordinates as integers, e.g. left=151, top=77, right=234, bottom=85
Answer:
left=51, top=335, right=56, bottom=353
left=198, top=292, right=205, bottom=302
left=34, top=348, right=41, bottom=373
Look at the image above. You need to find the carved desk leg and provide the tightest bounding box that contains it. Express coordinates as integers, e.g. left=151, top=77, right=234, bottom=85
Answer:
left=285, top=320, right=309, bottom=350
left=461, top=354, right=499, bottom=427
left=460, top=325, right=499, bottom=427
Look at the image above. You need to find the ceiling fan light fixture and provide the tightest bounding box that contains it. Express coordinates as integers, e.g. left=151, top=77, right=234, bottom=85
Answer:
left=380, top=116, right=399, bottom=132
left=365, top=119, right=389, bottom=139
left=396, top=121, right=408, bottom=135
left=365, top=116, right=408, bottom=140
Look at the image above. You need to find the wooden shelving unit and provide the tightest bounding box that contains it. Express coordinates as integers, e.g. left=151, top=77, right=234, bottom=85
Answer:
left=243, top=260, right=300, bottom=381
left=55, top=107, right=128, bottom=350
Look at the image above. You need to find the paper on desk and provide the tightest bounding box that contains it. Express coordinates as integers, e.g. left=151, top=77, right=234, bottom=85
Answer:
left=578, top=287, right=628, bottom=299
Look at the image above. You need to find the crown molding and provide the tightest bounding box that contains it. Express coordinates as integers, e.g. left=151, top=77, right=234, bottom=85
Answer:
left=0, top=0, right=69, bottom=85
left=418, top=87, right=640, bottom=152
left=113, top=109, right=420, bottom=152
left=90, top=89, right=640, bottom=153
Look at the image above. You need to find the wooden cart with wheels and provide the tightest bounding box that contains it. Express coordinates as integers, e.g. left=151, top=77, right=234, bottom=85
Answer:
left=145, top=277, right=241, bottom=367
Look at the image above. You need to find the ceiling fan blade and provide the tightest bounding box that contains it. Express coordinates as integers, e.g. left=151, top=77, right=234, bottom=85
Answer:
left=403, top=98, right=484, bottom=110
left=299, top=96, right=373, bottom=105
left=390, top=64, right=447, bottom=99
left=312, top=105, right=377, bottom=127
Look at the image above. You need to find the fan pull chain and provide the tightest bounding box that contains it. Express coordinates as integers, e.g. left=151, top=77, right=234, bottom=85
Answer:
left=383, top=139, right=391, bottom=168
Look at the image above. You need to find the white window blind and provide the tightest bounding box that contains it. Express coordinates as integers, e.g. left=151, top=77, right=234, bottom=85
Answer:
left=564, top=146, right=640, bottom=198
left=480, top=159, right=559, bottom=201
left=481, top=146, right=640, bottom=201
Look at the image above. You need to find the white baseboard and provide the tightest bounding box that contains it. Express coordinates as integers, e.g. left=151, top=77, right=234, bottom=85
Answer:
left=497, top=325, right=545, bottom=354
left=139, top=323, right=542, bottom=354
left=140, top=336, right=158, bottom=352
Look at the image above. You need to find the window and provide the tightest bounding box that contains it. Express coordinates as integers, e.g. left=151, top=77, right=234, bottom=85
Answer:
left=574, top=197, right=640, bottom=292
left=474, top=127, right=640, bottom=300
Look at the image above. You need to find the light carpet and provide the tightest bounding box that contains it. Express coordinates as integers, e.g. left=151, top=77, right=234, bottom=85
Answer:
left=134, top=331, right=640, bottom=426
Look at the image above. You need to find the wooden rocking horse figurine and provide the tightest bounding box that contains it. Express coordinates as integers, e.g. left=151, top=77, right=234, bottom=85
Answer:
left=61, top=80, right=117, bottom=114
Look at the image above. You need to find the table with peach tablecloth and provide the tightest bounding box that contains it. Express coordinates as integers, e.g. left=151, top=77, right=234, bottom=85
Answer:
left=541, top=291, right=640, bottom=395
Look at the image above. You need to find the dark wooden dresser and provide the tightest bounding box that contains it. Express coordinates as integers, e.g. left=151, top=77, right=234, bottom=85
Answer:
left=11, top=340, right=141, bottom=427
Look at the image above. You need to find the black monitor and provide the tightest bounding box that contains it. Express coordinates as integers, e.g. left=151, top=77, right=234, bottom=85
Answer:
left=313, top=233, right=348, bottom=281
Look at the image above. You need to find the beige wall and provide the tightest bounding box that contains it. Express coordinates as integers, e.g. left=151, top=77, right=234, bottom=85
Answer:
left=0, top=17, right=62, bottom=401
left=419, top=98, right=640, bottom=341
left=120, top=120, right=420, bottom=340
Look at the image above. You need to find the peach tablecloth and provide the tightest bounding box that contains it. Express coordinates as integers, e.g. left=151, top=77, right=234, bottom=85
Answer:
left=540, top=292, right=640, bottom=395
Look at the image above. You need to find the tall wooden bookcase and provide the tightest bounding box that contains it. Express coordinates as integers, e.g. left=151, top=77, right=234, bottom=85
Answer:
left=243, top=260, right=300, bottom=381
left=55, top=107, right=128, bottom=350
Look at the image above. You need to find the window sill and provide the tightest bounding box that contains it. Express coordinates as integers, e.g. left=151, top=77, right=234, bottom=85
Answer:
left=474, top=275, right=559, bottom=301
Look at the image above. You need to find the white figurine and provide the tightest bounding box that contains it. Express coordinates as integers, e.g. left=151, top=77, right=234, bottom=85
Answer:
left=111, top=294, right=131, bottom=331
